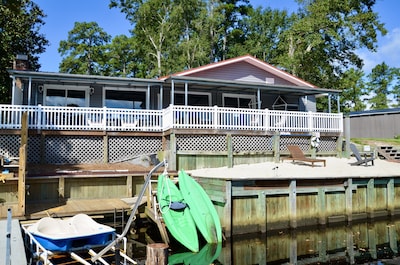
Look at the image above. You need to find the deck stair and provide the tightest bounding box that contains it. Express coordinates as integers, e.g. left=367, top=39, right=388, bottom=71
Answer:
left=377, top=146, right=400, bottom=162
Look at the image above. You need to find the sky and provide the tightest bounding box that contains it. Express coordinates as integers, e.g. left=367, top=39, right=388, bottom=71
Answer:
left=35, top=0, right=400, bottom=74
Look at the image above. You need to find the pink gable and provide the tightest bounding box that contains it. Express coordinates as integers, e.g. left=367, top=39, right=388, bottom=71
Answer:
left=167, top=55, right=316, bottom=88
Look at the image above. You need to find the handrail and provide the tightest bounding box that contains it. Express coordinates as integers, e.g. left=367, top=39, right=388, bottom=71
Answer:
left=0, top=104, right=343, bottom=133
left=91, top=160, right=166, bottom=262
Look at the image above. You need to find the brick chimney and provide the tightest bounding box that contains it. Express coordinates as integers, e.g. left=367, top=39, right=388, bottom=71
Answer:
left=13, top=54, right=29, bottom=70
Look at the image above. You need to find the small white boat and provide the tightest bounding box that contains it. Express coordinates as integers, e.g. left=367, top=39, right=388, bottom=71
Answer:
left=27, top=213, right=115, bottom=252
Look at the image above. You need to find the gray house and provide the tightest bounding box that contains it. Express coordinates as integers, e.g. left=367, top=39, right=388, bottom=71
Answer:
left=9, top=55, right=339, bottom=112
left=2, top=55, right=343, bottom=169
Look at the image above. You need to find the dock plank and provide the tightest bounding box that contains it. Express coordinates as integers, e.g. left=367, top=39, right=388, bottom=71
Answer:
left=0, top=219, right=26, bottom=265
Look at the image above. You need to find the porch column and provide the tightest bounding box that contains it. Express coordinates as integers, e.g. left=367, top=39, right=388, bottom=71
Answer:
left=11, top=76, right=16, bottom=105
left=328, top=94, right=332, bottom=113
left=171, top=80, right=175, bottom=105
left=146, top=84, right=150, bottom=109
left=28, top=76, right=32, bottom=105
left=184, top=82, right=188, bottom=105
left=159, top=84, right=163, bottom=109
left=257, top=88, right=261, bottom=109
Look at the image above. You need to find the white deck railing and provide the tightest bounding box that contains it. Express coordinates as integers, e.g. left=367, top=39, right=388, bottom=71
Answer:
left=0, top=104, right=343, bottom=133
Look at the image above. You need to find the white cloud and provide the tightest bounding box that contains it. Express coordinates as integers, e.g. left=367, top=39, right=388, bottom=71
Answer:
left=359, top=27, right=400, bottom=74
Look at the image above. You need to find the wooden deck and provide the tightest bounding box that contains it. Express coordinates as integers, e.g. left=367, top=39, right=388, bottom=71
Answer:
left=25, top=197, right=146, bottom=219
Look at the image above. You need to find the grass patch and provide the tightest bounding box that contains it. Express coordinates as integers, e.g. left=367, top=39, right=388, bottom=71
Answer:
left=351, top=138, right=400, bottom=147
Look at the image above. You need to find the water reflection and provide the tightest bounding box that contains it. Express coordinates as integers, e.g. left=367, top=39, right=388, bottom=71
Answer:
left=129, top=217, right=400, bottom=264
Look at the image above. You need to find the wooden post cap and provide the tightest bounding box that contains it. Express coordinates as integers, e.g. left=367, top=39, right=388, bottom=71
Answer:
left=146, top=243, right=169, bottom=265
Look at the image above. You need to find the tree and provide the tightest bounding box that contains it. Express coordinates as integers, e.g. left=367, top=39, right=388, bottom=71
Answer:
left=110, top=0, right=185, bottom=77
left=0, top=0, right=48, bottom=103
left=105, top=35, right=137, bottom=77
left=211, top=0, right=252, bottom=61
left=338, top=68, right=366, bottom=113
left=276, top=0, right=386, bottom=91
left=239, top=7, right=290, bottom=62
left=366, top=62, right=398, bottom=110
left=58, top=22, right=111, bottom=75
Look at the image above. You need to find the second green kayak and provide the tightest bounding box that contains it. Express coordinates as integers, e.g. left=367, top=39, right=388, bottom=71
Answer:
left=157, top=174, right=199, bottom=252
left=178, top=170, right=222, bottom=243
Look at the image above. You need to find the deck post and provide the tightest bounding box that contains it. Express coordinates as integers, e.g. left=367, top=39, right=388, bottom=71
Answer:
left=345, top=178, right=353, bottom=223
left=318, top=188, right=326, bottom=225
left=289, top=180, right=297, bottom=229
left=58, top=177, right=65, bottom=202
left=273, top=132, right=280, bottom=163
left=224, top=180, right=232, bottom=237
left=168, top=133, right=177, bottom=171
left=336, top=134, right=344, bottom=158
left=18, top=112, right=27, bottom=216
left=387, top=178, right=395, bottom=216
left=126, top=175, right=133, bottom=197
left=146, top=243, right=169, bottom=265
left=17, top=144, right=26, bottom=216
left=257, top=191, right=266, bottom=233
left=227, top=134, right=233, bottom=168
left=103, top=134, right=108, bottom=163
left=366, top=178, right=375, bottom=219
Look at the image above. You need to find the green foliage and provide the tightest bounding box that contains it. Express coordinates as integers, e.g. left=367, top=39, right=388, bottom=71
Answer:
left=365, top=62, right=400, bottom=109
left=338, top=68, right=367, bottom=113
left=276, top=0, right=386, bottom=90
left=0, top=0, right=48, bottom=103
left=58, top=22, right=111, bottom=75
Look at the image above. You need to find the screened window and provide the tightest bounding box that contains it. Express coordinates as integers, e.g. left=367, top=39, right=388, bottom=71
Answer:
left=175, top=93, right=210, bottom=106
left=45, top=89, right=86, bottom=107
left=223, top=94, right=255, bottom=108
left=105, top=90, right=146, bottom=109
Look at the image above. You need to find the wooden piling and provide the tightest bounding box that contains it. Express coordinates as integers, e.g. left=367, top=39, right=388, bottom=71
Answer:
left=146, top=243, right=169, bottom=265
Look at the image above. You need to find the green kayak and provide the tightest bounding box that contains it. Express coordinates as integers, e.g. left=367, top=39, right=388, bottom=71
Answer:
left=157, top=174, right=199, bottom=252
left=178, top=170, right=222, bottom=243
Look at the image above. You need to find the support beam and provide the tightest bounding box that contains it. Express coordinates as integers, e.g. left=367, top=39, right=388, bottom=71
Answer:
left=227, top=134, right=233, bottom=168
left=289, top=180, right=297, bottom=229
left=367, top=179, right=375, bottom=219
left=387, top=178, right=395, bottom=216
left=318, top=188, right=326, bottom=225
left=345, top=178, right=353, bottom=223
left=258, top=191, right=266, bottom=233
left=168, top=133, right=177, bottom=171
left=224, top=180, right=232, bottom=238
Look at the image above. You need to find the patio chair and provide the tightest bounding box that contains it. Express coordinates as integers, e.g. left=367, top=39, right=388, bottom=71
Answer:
left=350, top=143, right=374, bottom=166
left=281, top=145, right=326, bottom=167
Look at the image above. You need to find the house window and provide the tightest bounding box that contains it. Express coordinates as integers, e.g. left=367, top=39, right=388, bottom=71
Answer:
left=45, top=88, right=87, bottom=107
left=223, top=93, right=255, bottom=108
left=105, top=89, right=146, bottom=109
left=175, top=92, right=211, bottom=106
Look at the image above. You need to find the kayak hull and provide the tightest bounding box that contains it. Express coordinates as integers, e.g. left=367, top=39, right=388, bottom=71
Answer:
left=157, top=174, right=199, bottom=252
left=178, top=170, right=222, bottom=243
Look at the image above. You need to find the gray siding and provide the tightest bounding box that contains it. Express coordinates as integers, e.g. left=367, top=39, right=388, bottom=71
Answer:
left=350, top=112, right=400, bottom=138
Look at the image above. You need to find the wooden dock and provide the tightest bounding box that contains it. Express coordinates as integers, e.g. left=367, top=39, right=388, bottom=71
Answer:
left=26, top=198, right=140, bottom=219
left=0, top=213, right=26, bottom=264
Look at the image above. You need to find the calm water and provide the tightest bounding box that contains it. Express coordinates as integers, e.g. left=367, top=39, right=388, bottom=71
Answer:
left=127, top=217, right=400, bottom=264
